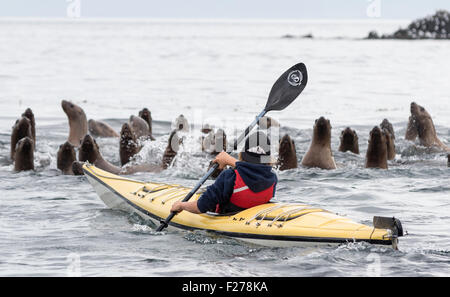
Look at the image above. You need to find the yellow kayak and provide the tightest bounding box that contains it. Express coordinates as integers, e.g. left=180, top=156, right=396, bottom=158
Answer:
left=82, top=164, right=403, bottom=248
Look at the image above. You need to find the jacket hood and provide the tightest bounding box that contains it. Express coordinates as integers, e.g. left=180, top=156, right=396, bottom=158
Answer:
left=235, top=161, right=277, bottom=193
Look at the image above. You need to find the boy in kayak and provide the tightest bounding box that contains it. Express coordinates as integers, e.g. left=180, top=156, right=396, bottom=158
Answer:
left=171, top=131, right=277, bottom=214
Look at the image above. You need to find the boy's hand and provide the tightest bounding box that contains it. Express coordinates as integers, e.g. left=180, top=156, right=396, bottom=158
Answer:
left=213, top=152, right=237, bottom=169
left=170, top=201, right=202, bottom=214
left=171, top=201, right=183, bottom=213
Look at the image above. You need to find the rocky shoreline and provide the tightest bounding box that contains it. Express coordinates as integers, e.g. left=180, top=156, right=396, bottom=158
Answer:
left=367, top=10, right=450, bottom=40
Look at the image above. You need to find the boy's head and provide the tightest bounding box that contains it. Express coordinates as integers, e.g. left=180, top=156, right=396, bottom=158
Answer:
left=239, top=131, right=273, bottom=165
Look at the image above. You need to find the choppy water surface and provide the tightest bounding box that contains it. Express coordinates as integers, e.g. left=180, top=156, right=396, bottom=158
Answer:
left=0, top=19, right=449, bottom=277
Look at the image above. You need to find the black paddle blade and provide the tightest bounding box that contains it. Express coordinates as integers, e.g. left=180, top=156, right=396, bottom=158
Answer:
left=264, top=63, right=307, bottom=112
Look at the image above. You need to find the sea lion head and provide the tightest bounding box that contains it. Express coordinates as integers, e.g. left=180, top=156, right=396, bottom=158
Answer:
left=366, top=126, right=388, bottom=169
left=15, top=116, right=33, bottom=139
left=278, top=134, right=298, bottom=170
left=120, top=123, right=139, bottom=165
left=61, top=100, right=88, bottom=146
left=16, top=136, right=34, bottom=153
left=380, top=119, right=395, bottom=139
left=120, top=123, right=136, bottom=143
left=78, top=134, right=100, bottom=163
left=174, top=114, right=189, bottom=132
left=21, top=108, right=35, bottom=125
left=339, top=127, right=359, bottom=154
left=88, top=119, right=119, bottom=138
left=14, top=137, right=34, bottom=171
left=57, top=141, right=76, bottom=173
left=366, top=126, right=388, bottom=168
left=21, top=108, right=36, bottom=142
left=72, top=161, right=85, bottom=175
left=138, top=108, right=152, bottom=127
left=279, top=134, right=296, bottom=156
left=410, top=102, right=436, bottom=144
left=61, top=100, right=86, bottom=120
left=369, top=126, right=386, bottom=146
left=11, top=116, right=33, bottom=160
left=313, top=116, right=332, bottom=144
left=410, top=102, right=432, bottom=123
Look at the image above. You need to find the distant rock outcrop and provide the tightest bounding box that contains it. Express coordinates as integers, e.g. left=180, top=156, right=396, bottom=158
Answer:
left=367, top=10, right=450, bottom=40
left=281, top=33, right=314, bottom=39
left=366, top=30, right=380, bottom=39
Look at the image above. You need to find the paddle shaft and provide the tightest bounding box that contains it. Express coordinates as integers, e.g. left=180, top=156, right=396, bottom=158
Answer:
left=156, top=109, right=267, bottom=231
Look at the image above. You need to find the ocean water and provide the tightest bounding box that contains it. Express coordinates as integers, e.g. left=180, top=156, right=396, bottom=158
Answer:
left=0, top=19, right=449, bottom=277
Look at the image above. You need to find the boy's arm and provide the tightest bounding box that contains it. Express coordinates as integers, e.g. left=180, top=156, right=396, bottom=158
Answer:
left=170, top=169, right=236, bottom=214
left=171, top=201, right=201, bottom=214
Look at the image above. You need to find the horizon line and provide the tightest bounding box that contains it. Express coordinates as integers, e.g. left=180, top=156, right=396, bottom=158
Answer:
left=0, top=16, right=413, bottom=22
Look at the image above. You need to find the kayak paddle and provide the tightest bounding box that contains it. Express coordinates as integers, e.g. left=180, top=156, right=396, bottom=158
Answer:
left=156, top=63, right=308, bottom=232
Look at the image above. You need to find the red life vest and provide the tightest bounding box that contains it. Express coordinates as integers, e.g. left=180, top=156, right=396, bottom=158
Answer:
left=215, top=169, right=275, bottom=213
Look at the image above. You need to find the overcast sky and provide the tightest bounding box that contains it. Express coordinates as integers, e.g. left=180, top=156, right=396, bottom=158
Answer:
left=0, top=0, right=449, bottom=19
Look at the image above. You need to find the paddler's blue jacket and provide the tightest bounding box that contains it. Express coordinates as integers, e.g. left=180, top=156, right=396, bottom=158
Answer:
left=196, top=161, right=277, bottom=213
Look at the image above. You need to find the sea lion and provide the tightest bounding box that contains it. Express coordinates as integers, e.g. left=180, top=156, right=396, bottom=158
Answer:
left=129, top=115, right=153, bottom=140
left=258, top=116, right=280, bottom=130
left=10, top=116, right=33, bottom=161
left=88, top=119, right=119, bottom=138
left=383, top=128, right=396, bottom=160
left=277, top=134, right=298, bottom=171
left=406, top=102, right=449, bottom=151
left=77, top=134, right=168, bottom=175
left=119, top=123, right=140, bottom=166
left=173, top=114, right=189, bottom=132
left=78, top=134, right=121, bottom=174
left=61, top=100, right=88, bottom=147
left=365, top=126, right=388, bottom=169
left=21, top=108, right=36, bottom=145
left=380, top=119, right=395, bottom=139
left=338, top=127, right=359, bottom=154
left=162, top=130, right=182, bottom=169
left=301, top=117, right=336, bottom=170
left=380, top=119, right=396, bottom=160
left=138, top=108, right=153, bottom=135
left=72, top=161, right=85, bottom=175
left=14, top=137, right=34, bottom=171
left=57, top=141, right=76, bottom=175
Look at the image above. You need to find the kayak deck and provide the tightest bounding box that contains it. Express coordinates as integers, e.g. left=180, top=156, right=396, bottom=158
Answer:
left=83, top=164, right=400, bottom=248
